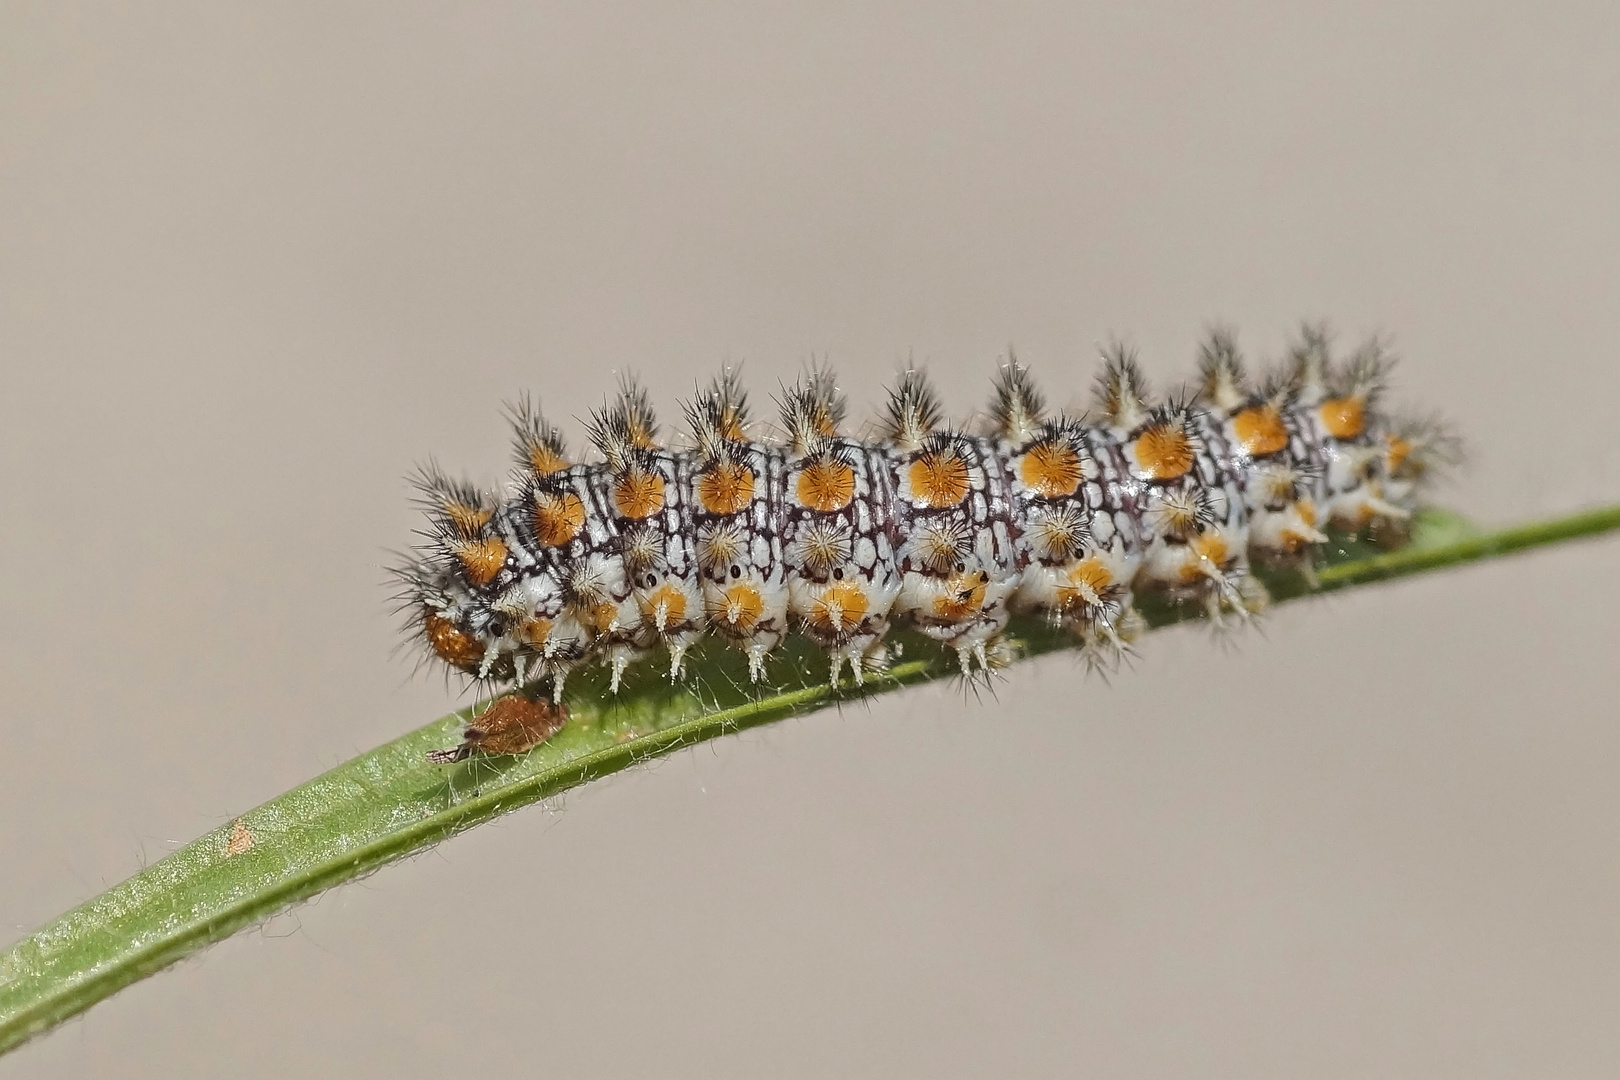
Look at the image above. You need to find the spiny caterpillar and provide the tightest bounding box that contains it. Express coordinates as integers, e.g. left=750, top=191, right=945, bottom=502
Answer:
left=395, top=323, right=1454, bottom=755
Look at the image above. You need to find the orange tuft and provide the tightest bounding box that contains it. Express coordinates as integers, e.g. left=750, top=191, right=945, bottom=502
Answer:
left=614, top=470, right=666, bottom=519
left=1177, top=533, right=1232, bottom=582
left=1297, top=499, right=1318, bottom=526
left=1319, top=396, right=1366, bottom=439
left=1385, top=432, right=1413, bottom=472
left=534, top=491, right=586, bottom=546
left=588, top=601, right=620, bottom=635
left=1131, top=423, right=1195, bottom=481
left=454, top=537, right=508, bottom=586
left=520, top=617, right=552, bottom=647
left=1279, top=528, right=1313, bottom=554
left=810, top=402, right=839, bottom=438
left=424, top=611, right=484, bottom=671
left=796, top=459, right=856, bottom=513
left=1195, top=531, right=1230, bottom=568
left=637, top=583, right=689, bottom=631
left=697, top=462, right=755, bottom=515
left=807, top=581, right=869, bottom=635
left=1231, top=405, right=1288, bottom=457
left=625, top=416, right=658, bottom=450
left=715, top=582, right=764, bottom=630
left=528, top=445, right=569, bottom=475
left=443, top=501, right=492, bottom=539
left=930, top=571, right=988, bottom=622
left=1056, top=557, right=1113, bottom=613
left=717, top=407, right=747, bottom=442
left=1019, top=442, right=1082, bottom=498
left=908, top=451, right=970, bottom=508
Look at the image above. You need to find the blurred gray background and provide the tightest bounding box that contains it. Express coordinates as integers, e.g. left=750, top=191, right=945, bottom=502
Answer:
left=3, top=3, right=1618, bottom=1077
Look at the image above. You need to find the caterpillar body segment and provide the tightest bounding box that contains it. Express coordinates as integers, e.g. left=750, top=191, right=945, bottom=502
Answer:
left=891, top=431, right=1022, bottom=674
left=397, top=325, right=1450, bottom=709
left=782, top=436, right=901, bottom=686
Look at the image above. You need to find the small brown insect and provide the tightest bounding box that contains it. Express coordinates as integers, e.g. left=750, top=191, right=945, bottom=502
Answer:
left=427, top=693, right=570, bottom=763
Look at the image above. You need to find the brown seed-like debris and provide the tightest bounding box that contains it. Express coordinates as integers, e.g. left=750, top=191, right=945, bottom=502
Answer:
left=224, top=819, right=255, bottom=857
left=428, top=694, right=571, bottom=763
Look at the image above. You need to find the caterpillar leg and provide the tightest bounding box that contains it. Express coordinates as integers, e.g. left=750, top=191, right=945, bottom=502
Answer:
left=742, top=630, right=783, bottom=683
left=1069, top=600, right=1141, bottom=673
left=701, top=580, right=790, bottom=684
left=545, top=661, right=578, bottom=704
left=536, top=615, right=593, bottom=699
left=663, top=628, right=704, bottom=682
left=1236, top=573, right=1271, bottom=615
left=827, top=644, right=860, bottom=687
left=827, top=630, right=891, bottom=687
left=1197, top=572, right=1252, bottom=627
left=603, top=644, right=647, bottom=695
left=931, top=607, right=1013, bottom=676
left=950, top=631, right=1021, bottom=683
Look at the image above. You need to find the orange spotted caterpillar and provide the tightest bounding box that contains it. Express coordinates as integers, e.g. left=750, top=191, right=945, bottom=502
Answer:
left=396, top=323, right=1454, bottom=756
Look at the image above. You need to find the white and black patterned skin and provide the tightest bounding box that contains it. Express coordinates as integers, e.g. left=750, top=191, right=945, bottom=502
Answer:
left=399, top=325, right=1448, bottom=702
left=1131, top=406, right=1252, bottom=615
left=890, top=433, right=1024, bottom=666
left=691, top=440, right=791, bottom=682
left=1002, top=421, right=1115, bottom=639
left=779, top=438, right=902, bottom=686
left=1224, top=397, right=1328, bottom=562
left=1068, top=422, right=1150, bottom=643
left=511, top=464, right=611, bottom=694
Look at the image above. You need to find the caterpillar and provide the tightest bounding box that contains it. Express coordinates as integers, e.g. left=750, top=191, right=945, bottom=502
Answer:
left=394, top=323, right=1454, bottom=746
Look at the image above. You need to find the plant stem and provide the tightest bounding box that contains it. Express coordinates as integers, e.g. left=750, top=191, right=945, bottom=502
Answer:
left=1313, top=503, right=1620, bottom=589
left=2, top=503, right=1616, bottom=1057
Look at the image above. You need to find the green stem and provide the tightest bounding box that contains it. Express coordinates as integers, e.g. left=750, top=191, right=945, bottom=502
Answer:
left=1313, top=503, right=1620, bottom=589
left=2, top=503, right=1616, bottom=1056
